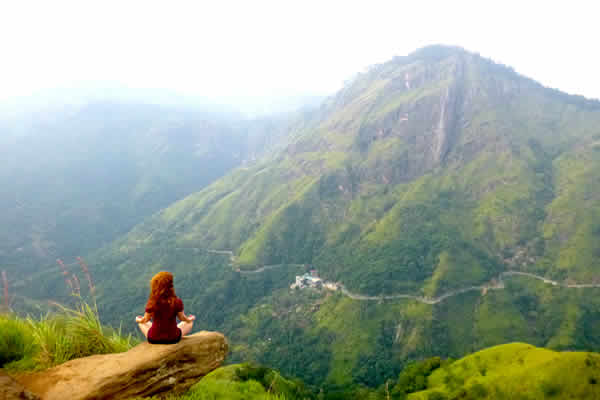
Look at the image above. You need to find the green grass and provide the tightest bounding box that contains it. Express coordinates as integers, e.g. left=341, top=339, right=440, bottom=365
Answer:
left=408, top=343, right=600, bottom=400
left=0, top=299, right=136, bottom=371
left=132, top=363, right=309, bottom=400
left=185, top=364, right=302, bottom=400
left=0, top=314, right=36, bottom=367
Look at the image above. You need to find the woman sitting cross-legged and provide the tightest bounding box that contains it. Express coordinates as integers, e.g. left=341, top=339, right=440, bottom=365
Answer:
left=136, top=271, right=195, bottom=344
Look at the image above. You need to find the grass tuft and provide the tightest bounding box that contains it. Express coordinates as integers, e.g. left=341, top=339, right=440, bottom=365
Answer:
left=0, top=314, right=36, bottom=367
left=0, top=298, right=136, bottom=371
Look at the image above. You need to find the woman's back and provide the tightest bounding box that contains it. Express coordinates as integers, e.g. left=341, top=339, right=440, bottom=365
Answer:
left=136, top=271, right=195, bottom=344
left=146, top=297, right=184, bottom=343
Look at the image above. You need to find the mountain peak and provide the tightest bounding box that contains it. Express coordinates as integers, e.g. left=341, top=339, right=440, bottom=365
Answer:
left=404, top=43, right=469, bottom=60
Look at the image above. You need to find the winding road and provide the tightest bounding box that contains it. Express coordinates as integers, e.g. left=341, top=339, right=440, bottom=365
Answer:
left=238, top=263, right=306, bottom=275
left=203, top=249, right=600, bottom=305
left=8, top=246, right=600, bottom=307
left=326, top=270, right=600, bottom=304
left=335, top=278, right=506, bottom=304
left=205, top=248, right=307, bottom=274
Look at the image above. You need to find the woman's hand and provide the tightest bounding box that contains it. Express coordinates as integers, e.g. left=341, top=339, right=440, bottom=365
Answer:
left=136, top=312, right=152, bottom=324
left=177, top=311, right=195, bottom=323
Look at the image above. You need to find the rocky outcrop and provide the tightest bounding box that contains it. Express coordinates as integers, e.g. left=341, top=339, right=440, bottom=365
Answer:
left=14, top=331, right=228, bottom=400
left=0, top=370, right=39, bottom=400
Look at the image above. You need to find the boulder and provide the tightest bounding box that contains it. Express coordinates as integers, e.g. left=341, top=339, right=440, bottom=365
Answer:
left=15, top=331, right=228, bottom=400
left=0, top=370, right=39, bottom=400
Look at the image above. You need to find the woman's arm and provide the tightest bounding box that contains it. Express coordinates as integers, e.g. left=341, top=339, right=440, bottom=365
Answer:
left=177, top=311, right=196, bottom=323
left=135, top=312, right=152, bottom=323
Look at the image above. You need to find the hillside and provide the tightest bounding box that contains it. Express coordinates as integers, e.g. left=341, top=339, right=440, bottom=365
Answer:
left=11, top=45, right=600, bottom=388
left=408, top=343, right=600, bottom=400
left=105, top=45, right=600, bottom=293
left=0, top=99, right=315, bottom=292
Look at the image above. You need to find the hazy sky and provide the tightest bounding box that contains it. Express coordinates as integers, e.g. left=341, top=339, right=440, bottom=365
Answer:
left=1, top=0, right=599, bottom=104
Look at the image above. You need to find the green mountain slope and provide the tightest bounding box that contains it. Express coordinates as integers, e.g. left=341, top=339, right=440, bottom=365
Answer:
left=107, top=45, right=600, bottom=294
left=15, top=46, right=600, bottom=388
left=408, top=343, right=600, bottom=400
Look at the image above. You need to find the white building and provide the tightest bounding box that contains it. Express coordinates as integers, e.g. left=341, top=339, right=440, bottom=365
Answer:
left=291, top=272, right=323, bottom=290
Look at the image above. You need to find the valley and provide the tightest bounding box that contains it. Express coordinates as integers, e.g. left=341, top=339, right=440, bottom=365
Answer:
left=12, top=242, right=600, bottom=308
left=3, top=45, right=600, bottom=394
left=2, top=0, right=600, bottom=395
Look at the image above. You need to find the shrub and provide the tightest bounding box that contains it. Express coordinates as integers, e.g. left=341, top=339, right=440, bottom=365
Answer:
left=427, top=391, right=447, bottom=400
left=236, top=363, right=271, bottom=382
left=235, top=363, right=309, bottom=399
left=468, top=383, right=488, bottom=398
left=540, top=381, right=562, bottom=397
left=0, top=314, right=36, bottom=367
left=392, top=357, right=444, bottom=396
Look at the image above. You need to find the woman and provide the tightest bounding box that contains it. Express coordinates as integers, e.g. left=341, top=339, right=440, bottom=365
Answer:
left=136, top=271, right=195, bottom=344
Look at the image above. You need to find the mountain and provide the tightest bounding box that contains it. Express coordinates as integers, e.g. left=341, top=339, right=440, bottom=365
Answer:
left=104, top=45, right=600, bottom=291
left=12, top=46, right=600, bottom=388
left=0, top=98, right=316, bottom=284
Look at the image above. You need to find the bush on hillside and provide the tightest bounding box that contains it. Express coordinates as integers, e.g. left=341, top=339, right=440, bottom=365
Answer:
left=427, top=392, right=447, bottom=400
left=391, top=357, right=446, bottom=397
left=540, top=381, right=562, bottom=397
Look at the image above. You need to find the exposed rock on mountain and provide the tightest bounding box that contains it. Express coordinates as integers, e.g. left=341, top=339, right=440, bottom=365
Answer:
left=0, top=370, right=39, bottom=400
left=15, top=331, right=228, bottom=400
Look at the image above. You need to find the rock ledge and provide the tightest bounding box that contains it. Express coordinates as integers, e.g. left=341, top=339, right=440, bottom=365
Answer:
left=0, top=369, right=39, bottom=400
left=15, top=331, right=228, bottom=400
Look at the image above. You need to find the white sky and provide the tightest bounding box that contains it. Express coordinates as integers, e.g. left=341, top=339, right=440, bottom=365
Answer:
left=1, top=0, right=599, bottom=104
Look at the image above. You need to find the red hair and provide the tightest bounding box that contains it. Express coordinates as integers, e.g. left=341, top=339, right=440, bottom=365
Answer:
left=145, top=271, right=177, bottom=313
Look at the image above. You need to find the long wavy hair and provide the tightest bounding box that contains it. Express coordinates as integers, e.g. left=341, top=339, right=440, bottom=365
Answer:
left=145, top=271, right=177, bottom=312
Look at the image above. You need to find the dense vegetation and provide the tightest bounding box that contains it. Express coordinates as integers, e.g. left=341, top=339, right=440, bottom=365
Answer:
left=408, top=343, right=600, bottom=400
left=0, top=301, right=134, bottom=371
left=174, top=364, right=314, bottom=400
left=6, top=46, right=600, bottom=390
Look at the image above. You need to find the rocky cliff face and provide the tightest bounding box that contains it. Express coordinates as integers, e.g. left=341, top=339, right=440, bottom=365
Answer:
left=15, top=331, right=228, bottom=400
